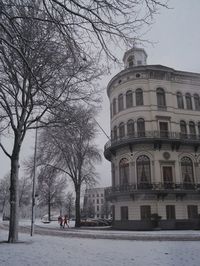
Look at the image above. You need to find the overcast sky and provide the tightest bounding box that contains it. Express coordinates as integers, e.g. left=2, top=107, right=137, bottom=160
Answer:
left=1, top=0, right=200, bottom=188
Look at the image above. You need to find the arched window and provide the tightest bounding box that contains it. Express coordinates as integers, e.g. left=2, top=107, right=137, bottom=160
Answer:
left=181, top=157, right=194, bottom=189
left=112, top=164, right=115, bottom=187
left=119, top=122, right=125, bottom=138
left=113, top=98, right=116, bottom=115
left=198, top=122, right=200, bottom=137
left=137, top=118, right=145, bottom=137
left=189, top=121, right=196, bottom=139
left=118, top=94, right=124, bottom=112
left=185, top=93, right=192, bottom=110
left=113, top=126, right=117, bottom=140
left=119, top=158, right=129, bottom=185
left=127, top=119, right=134, bottom=136
left=137, top=155, right=151, bottom=189
left=136, top=88, right=143, bottom=106
left=177, top=92, right=184, bottom=109
left=127, top=56, right=134, bottom=67
left=194, top=94, right=200, bottom=110
left=156, top=88, right=166, bottom=108
left=126, top=90, right=133, bottom=108
left=180, top=120, right=187, bottom=138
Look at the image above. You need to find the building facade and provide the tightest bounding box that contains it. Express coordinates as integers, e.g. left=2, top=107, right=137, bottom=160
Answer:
left=83, top=187, right=111, bottom=219
left=104, top=47, right=200, bottom=230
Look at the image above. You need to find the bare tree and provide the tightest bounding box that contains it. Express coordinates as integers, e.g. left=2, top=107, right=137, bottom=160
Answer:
left=0, top=0, right=168, bottom=242
left=38, top=106, right=101, bottom=227
left=18, top=176, right=32, bottom=208
left=0, top=1, right=101, bottom=242
left=37, top=165, right=67, bottom=221
left=64, top=192, right=75, bottom=219
left=0, top=174, right=10, bottom=215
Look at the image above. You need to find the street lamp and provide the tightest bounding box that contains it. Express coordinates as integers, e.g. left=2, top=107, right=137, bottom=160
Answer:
left=31, top=121, right=38, bottom=236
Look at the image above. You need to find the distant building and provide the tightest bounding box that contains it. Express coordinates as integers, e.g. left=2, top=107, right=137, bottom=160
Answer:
left=104, top=47, right=200, bottom=230
left=83, top=187, right=111, bottom=219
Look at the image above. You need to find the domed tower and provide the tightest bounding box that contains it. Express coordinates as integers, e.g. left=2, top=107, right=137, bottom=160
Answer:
left=104, top=47, right=200, bottom=230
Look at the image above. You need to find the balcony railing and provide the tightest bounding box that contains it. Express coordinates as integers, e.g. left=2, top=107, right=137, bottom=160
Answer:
left=104, top=131, right=199, bottom=151
left=105, top=182, right=200, bottom=198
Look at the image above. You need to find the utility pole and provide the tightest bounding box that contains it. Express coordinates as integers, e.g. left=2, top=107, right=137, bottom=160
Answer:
left=31, top=121, right=38, bottom=236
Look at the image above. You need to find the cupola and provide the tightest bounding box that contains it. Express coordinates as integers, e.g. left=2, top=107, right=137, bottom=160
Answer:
left=123, top=47, right=147, bottom=69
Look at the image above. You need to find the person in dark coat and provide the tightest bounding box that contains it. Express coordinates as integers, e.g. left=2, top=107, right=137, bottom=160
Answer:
left=58, top=216, right=63, bottom=228
left=63, top=215, right=69, bottom=228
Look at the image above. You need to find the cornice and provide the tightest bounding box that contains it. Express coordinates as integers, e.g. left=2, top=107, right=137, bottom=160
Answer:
left=107, top=65, right=200, bottom=97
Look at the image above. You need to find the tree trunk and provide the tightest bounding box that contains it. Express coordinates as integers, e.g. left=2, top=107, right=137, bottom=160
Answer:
left=48, top=191, right=51, bottom=221
left=8, top=154, right=20, bottom=243
left=75, top=185, right=81, bottom=227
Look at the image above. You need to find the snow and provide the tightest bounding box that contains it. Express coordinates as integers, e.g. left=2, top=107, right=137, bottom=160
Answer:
left=1, top=226, right=200, bottom=266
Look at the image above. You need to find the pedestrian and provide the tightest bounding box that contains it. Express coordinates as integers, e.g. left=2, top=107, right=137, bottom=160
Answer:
left=58, top=215, right=63, bottom=228
left=63, top=215, right=69, bottom=228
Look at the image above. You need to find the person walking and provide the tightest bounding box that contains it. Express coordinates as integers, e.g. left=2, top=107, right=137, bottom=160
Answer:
left=58, top=215, right=63, bottom=228
left=63, top=215, right=69, bottom=228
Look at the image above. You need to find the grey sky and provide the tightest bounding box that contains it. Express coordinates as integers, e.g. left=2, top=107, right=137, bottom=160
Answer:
left=1, top=0, right=200, bottom=187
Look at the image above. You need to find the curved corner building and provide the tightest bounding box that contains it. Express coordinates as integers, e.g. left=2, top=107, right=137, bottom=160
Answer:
left=104, top=47, right=200, bottom=230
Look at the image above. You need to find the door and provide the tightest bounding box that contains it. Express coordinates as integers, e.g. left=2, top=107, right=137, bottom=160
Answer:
left=159, top=122, right=168, bottom=138
left=163, top=166, right=173, bottom=189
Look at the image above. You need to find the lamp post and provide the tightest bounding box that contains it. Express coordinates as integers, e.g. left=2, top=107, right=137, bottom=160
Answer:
left=31, top=121, right=38, bottom=236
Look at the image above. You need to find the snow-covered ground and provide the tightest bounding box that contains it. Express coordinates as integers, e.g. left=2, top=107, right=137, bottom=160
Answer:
left=0, top=229, right=200, bottom=266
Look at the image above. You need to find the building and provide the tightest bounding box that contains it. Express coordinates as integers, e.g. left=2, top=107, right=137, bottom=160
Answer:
left=83, top=187, right=111, bottom=219
left=104, top=47, right=200, bottom=230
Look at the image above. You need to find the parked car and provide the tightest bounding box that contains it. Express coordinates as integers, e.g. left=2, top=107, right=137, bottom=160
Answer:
left=80, top=218, right=112, bottom=227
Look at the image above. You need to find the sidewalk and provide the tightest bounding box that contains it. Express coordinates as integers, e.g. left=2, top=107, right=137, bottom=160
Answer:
left=1, top=220, right=200, bottom=241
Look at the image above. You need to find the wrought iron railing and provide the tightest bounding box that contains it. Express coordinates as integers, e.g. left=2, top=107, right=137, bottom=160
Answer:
left=105, top=182, right=200, bottom=197
left=104, top=131, right=199, bottom=150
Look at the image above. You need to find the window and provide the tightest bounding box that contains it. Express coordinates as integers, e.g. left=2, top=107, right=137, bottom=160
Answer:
left=166, top=205, right=176, bottom=219
left=97, top=199, right=99, bottom=204
left=198, top=122, right=200, bottom=137
left=127, top=56, right=134, bottom=67
left=140, top=206, right=151, bottom=220
left=185, top=93, right=192, bottom=110
left=136, top=88, right=143, bottom=106
left=121, top=206, right=128, bottom=221
left=137, top=155, right=151, bottom=189
left=113, top=126, right=117, bottom=140
left=101, top=194, right=103, bottom=197
left=127, top=119, right=134, bottom=135
left=119, top=158, right=129, bottom=185
left=156, top=88, right=166, bottom=108
left=181, top=157, right=194, bottom=189
left=113, top=98, right=116, bottom=115
left=189, top=121, right=196, bottom=139
left=163, top=166, right=173, bottom=188
left=177, top=92, right=184, bottom=109
left=137, top=118, right=145, bottom=137
left=119, top=122, right=125, bottom=138
left=97, top=194, right=99, bottom=197
left=126, top=90, right=133, bottom=108
left=194, top=94, right=200, bottom=110
left=97, top=205, right=99, bottom=211
left=101, top=199, right=104, bottom=204
left=159, top=122, right=168, bottom=138
left=180, top=120, right=187, bottom=138
left=112, top=163, right=115, bottom=187
left=187, top=205, right=198, bottom=219
left=118, top=94, right=124, bottom=111
left=112, top=205, right=115, bottom=221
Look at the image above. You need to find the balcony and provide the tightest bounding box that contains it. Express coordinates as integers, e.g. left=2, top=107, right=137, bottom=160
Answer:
left=105, top=182, right=200, bottom=200
left=104, top=131, right=200, bottom=160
